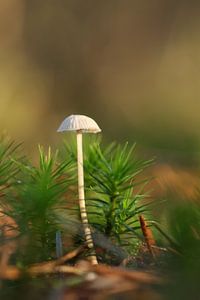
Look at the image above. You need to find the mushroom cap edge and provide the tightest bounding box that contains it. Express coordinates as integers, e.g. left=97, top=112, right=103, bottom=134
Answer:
left=57, top=114, right=101, bottom=133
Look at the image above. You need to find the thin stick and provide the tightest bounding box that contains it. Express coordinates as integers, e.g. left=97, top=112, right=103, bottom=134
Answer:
left=56, top=231, right=63, bottom=258
left=28, top=246, right=84, bottom=273
left=139, top=215, right=156, bottom=258
left=0, top=243, right=85, bottom=280
left=0, top=265, right=84, bottom=280
left=76, top=130, right=98, bottom=265
left=56, top=245, right=85, bottom=265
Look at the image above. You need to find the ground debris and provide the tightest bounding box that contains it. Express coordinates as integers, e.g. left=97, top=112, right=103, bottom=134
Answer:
left=52, top=261, right=163, bottom=300
left=0, top=259, right=163, bottom=300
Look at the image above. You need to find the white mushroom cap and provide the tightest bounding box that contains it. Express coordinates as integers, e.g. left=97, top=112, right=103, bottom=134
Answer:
left=57, top=114, right=101, bottom=133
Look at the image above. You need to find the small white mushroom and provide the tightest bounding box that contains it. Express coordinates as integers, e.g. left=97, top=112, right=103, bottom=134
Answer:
left=57, top=115, right=101, bottom=265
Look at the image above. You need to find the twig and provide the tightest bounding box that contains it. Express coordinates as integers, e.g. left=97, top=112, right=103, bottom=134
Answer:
left=0, top=246, right=85, bottom=280
left=55, top=245, right=85, bottom=265
left=139, top=215, right=156, bottom=258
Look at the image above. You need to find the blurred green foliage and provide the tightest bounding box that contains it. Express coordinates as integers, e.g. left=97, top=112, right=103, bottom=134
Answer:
left=64, top=136, right=153, bottom=259
left=163, top=200, right=200, bottom=299
left=1, top=1, right=200, bottom=163
left=0, top=141, right=77, bottom=265
left=0, top=135, right=153, bottom=266
left=0, top=136, right=200, bottom=299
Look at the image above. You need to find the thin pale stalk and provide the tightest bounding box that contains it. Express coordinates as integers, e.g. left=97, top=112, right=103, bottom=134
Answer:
left=77, top=130, right=98, bottom=265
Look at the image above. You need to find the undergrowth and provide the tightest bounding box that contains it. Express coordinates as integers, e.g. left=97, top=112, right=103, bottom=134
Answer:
left=0, top=135, right=154, bottom=266
left=0, top=135, right=200, bottom=300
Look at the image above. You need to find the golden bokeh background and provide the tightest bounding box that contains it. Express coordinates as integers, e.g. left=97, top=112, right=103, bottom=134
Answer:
left=1, top=0, right=200, bottom=167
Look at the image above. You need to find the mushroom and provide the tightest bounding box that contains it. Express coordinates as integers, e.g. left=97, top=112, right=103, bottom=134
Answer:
left=57, top=115, right=101, bottom=265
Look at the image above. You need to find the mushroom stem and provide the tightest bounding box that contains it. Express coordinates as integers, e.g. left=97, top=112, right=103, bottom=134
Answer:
left=76, top=130, right=98, bottom=265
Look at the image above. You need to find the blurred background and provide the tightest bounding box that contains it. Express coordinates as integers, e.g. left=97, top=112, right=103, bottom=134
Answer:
left=1, top=0, right=200, bottom=192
